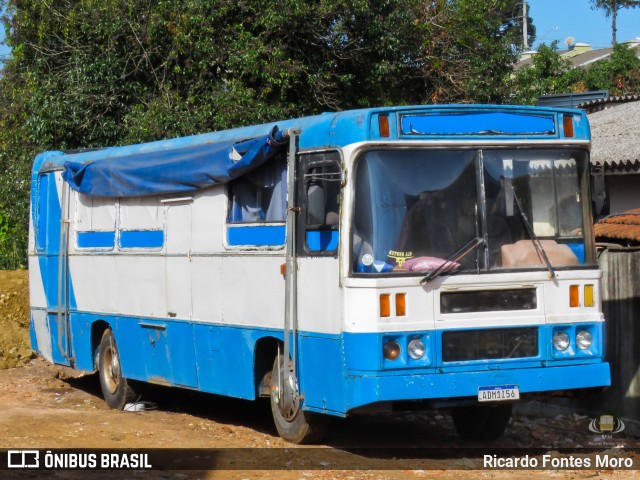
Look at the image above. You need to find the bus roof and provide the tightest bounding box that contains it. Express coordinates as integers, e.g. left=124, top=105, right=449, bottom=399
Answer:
left=33, top=104, right=590, bottom=197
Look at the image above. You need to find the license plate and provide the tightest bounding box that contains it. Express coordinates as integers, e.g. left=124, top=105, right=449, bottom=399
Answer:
left=478, top=385, right=520, bottom=402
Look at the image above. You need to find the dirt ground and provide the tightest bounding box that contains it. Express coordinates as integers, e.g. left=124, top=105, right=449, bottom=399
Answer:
left=0, top=270, right=638, bottom=479
left=0, top=270, right=32, bottom=369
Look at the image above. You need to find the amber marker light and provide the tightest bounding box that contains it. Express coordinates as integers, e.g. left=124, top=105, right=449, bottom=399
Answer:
left=569, top=285, right=580, bottom=307
left=584, top=284, right=595, bottom=307
left=395, top=293, right=406, bottom=316
left=380, top=294, right=391, bottom=317
left=563, top=115, right=574, bottom=138
left=378, top=115, right=390, bottom=138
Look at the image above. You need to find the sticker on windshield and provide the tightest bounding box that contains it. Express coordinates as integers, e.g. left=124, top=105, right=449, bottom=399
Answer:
left=361, top=254, right=374, bottom=266
left=388, top=250, right=413, bottom=269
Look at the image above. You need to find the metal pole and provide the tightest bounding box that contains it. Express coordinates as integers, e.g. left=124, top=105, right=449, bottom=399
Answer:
left=523, top=2, right=528, bottom=49
left=281, top=128, right=301, bottom=409
left=57, top=178, right=71, bottom=361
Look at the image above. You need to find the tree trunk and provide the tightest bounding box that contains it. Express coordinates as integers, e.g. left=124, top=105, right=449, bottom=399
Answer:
left=612, top=4, right=618, bottom=45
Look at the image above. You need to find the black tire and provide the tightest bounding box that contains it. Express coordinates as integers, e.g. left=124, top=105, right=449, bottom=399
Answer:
left=451, top=404, right=512, bottom=442
left=270, top=354, right=329, bottom=444
left=98, top=329, right=137, bottom=409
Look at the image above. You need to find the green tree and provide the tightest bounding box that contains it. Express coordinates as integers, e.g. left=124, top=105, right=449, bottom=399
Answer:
left=585, top=43, right=640, bottom=93
left=415, top=0, right=534, bottom=104
left=510, top=41, right=640, bottom=105
left=590, top=0, right=640, bottom=45
left=0, top=0, right=528, bottom=267
left=510, top=42, right=575, bottom=104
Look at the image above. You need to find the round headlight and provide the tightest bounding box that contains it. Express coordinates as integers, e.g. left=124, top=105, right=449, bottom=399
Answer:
left=408, top=339, right=426, bottom=360
left=383, top=340, right=401, bottom=361
left=553, top=331, right=570, bottom=351
left=576, top=330, right=593, bottom=350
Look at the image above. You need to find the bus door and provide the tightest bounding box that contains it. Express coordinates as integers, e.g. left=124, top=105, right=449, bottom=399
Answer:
left=142, top=196, right=198, bottom=387
left=279, top=146, right=342, bottom=411
left=35, top=172, right=73, bottom=366
left=287, top=149, right=344, bottom=411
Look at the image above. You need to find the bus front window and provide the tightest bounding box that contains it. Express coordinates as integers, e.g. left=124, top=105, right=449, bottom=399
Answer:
left=483, top=149, right=589, bottom=269
left=352, top=150, right=479, bottom=274
left=352, top=148, right=593, bottom=275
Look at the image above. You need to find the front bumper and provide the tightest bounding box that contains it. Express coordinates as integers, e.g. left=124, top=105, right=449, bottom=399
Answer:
left=343, top=361, right=611, bottom=411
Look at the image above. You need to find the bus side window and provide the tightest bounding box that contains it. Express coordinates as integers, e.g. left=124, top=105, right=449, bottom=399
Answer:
left=226, top=155, right=287, bottom=247
left=75, top=193, right=117, bottom=250
left=228, top=156, right=287, bottom=224
left=300, top=152, right=342, bottom=255
left=119, top=196, right=164, bottom=250
left=36, top=174, right=51, bottom=251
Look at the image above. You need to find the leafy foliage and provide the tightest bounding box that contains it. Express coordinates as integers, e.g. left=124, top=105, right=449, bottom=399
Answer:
left=510, top=42, right=640, bottom=104
left=0, top=0, right=530, bottom=267
left=415, top=0, right=534, bottom=104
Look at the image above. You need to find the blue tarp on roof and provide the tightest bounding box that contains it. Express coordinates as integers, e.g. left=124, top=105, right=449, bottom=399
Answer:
left=62, top=126, right=288, bottom=197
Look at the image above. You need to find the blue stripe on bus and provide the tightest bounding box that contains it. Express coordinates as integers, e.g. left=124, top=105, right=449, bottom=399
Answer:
left=227, top=225, right=286, bottom=246
left=119, top=230, right=164, bottom=249
left=61, top=312, right=610, bottom=417
left=77, top=231, right=115, bottom=248
left=306, top=230, right=339, bottom=251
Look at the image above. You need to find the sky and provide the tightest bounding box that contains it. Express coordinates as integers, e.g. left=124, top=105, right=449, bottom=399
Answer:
left=528, top=0, right=640, bottom=49
left=0, top=1, right=639, bottom=60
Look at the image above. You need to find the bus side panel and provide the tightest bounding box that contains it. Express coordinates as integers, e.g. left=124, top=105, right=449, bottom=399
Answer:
left=67, top=313, right=95, bottom=372
left=193, top=324, right=268, bottom=400
left=67, top=313, right=199, bottom=387
left=298, top=334, right=346, bottom=415
left=135, top=318, right=198, bottom=387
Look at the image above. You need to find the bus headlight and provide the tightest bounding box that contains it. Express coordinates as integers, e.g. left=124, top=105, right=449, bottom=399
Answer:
left=383, top=340, right=401, bottom=361
left=553, top=331, right=570, bottom=351
left=407, top=338, right=426, bottom=360
left=576, top=330, right=593, bottom=350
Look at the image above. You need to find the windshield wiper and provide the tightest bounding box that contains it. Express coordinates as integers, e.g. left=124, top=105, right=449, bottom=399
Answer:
left=419, top=237, right=484, bottom=285
left=507, top=182, right=556, bottom=279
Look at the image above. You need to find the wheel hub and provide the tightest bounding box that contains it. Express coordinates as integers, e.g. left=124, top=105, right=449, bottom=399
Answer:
left=273, top=361, right=300, bottom=421
left=102, top=344, right=121, bottom=395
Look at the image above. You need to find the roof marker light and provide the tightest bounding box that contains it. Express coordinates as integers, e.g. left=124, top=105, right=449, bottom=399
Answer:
left=379, top=115, right=390, bottom=138
left=563, top=115, right=574, bottom=138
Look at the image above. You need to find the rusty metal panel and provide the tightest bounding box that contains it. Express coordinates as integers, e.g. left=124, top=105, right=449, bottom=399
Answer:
left=595, top=209, right=640, bottom=244
left=597, top=249, right=640, bottom=420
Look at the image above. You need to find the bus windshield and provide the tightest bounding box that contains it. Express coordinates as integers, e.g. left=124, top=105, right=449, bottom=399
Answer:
left=352, top=148, right=593, bottom=275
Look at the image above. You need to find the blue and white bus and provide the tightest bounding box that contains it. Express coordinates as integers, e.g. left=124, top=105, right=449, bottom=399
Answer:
left=29, top=105, right=610, bottom=443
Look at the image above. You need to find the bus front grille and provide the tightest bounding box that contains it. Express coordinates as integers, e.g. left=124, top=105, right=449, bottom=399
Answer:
left=442, top=327, right=538, bottom=362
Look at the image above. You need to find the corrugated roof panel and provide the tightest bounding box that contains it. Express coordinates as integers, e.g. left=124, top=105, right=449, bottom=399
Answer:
left=588, top=100, right=640, bottom=172
left=595, top=209, right=640, bottom=244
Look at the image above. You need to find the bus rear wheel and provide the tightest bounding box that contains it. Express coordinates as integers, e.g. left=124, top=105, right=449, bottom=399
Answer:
left=270, top=354, right=328, bottom=444
left=98, top=329, right=137, bottom=409
left=451, top=404, right=512, bottom=442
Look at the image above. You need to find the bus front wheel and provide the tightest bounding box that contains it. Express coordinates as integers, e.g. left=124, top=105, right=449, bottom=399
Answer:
left=270, top=354, right=328, bottom=444
left=451, top=404, right=512, bottom=442
left=98, top=329, right=137, bottom=409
